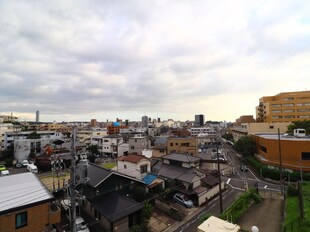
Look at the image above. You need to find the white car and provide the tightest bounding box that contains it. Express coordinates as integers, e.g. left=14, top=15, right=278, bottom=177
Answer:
left=22, top=160, right=30, bottom=167
left=76, top=217, right=90, bottom=232
left=27, top=164, right=38, bottom=173
left=0, top=170, right=10, bottom=176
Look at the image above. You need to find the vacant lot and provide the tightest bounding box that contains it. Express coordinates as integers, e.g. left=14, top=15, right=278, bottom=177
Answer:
left=237, top=192, right=283, bottom=232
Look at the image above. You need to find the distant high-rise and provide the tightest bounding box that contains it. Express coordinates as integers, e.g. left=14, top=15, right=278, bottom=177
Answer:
left=194, top=114, right=205, bottom=127
left=90, top=119, right=97, bottom=127
left=36, top=110, right=39, bottom=123
left=141, top=115, right=148, bottom=128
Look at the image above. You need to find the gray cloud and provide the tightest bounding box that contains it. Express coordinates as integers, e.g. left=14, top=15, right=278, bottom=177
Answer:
left=0, top=0, right=309, bottom=122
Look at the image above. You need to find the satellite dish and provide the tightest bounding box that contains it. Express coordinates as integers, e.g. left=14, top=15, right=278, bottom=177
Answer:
left=142, top=149, right=152, bottom=159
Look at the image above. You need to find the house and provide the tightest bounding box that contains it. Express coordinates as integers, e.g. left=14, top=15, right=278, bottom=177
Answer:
left=117, top=153, right=151, bottom=180
left=152, top=136, right=167, bottom=158
left=91, top=134, right=123, bottom=157
left=78, top=163, right=146, bottom=232
left=167, top=137, right=197, bottom=156
left=0, top=172, right=61, bottom=231
left=128, top=134, right=151, bottom=155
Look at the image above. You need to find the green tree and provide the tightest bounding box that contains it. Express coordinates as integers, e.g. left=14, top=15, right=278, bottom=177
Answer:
left=234, top=136, right=256, bottom=158
left=287, top=120, right=310, bottom=134
left=27, top=132, right=41, bottom=139
left=86, top=144, right=100, bottom=156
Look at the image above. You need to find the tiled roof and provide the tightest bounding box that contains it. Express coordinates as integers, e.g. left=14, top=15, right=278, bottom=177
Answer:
left=87, top=163, right=112, bottom=187
left=117, top=154, right=146, bottom=164
left=89, top=192, right=143, bottom=222
left=162, top=153, right=200, bottom=163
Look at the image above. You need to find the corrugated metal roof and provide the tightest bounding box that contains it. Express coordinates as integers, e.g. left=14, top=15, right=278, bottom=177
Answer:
left=0, top=172, right=53, bottom=213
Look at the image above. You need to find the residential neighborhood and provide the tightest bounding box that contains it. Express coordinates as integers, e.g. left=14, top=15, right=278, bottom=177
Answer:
left=0, top=90, right=310, bottom=232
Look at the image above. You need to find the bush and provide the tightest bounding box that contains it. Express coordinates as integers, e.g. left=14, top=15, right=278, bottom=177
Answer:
left=287, top=184, right=299, bottom=197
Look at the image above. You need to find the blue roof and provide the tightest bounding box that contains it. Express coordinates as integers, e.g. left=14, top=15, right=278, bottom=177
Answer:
left=143, top=173, right=157, bottom=185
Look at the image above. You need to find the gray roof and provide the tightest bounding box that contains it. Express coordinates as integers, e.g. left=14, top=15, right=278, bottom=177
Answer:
left=0, top=172, right=53, bottom=214
left=88, top=164, right=112, bottom=187
left=163, top=153, right=200, bottom=163
left=152, top=161, right=203, bottom=183
left=89, top=192, right=143, bottom=222
left=87, top=163, right=145, bottom=188
left=154, top=137, right=167, bottom=145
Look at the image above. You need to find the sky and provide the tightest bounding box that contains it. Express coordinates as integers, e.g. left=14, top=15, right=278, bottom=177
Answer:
left=0, top=0, right=309, bottom=123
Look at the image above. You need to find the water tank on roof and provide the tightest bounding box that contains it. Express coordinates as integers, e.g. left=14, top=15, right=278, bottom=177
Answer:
left=113, top=122, right=120, bottom=127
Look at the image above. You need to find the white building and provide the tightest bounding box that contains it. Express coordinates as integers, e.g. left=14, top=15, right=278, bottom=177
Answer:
left=91, top=135, right=123, bottom=156
left=0, top=123, right=16, bottom=151
left=3, top=131, right=64, bottom=162
left=117, top=154, right=151, bottom=180
left=77, top=128, right=108, bottom=144
left=190, top=127, right=216, bottom=136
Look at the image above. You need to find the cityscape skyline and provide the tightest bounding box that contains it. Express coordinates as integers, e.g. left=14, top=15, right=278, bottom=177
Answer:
left=0, top=1, right=309, bottom=122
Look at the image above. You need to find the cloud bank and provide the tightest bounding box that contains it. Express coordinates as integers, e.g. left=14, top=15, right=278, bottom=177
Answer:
left=0, top=0, right=309, bottom=122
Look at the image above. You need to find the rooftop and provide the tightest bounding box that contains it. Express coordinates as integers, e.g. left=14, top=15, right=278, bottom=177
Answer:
left=0, top=172, right=53, bottom=214
left=117, top=154, right=147, bottom=164
left=162, top=153, right=200, bottom=163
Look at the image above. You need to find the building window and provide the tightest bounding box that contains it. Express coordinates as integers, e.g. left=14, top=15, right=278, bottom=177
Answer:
left=272, top=110, right=282, bottom=113
left=131, top=146, right=134, bottom=150
left=269, top=126, right=274, bottom=129
left=140, top=165, right=147, bottom=173
left=283, top=97, right=294, bottom=101
left=260, top=145, right=267, bottom=153
left=170, top=143, right=173, bottom=146
left=271, top=104, right=281, bottom=108
left=302, top=152, right=310, bottom=160
left=283, top=103, right=294, bottom=107
left=16, top=211, right=27, bottom=229
left=124, top=164, right=127, bottom=169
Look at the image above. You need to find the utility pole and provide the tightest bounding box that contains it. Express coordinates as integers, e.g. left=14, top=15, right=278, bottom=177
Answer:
left=70, top=127, right=77, bottom=232
left=216, top=139, right=223, bottom=214
left=278, top=128, right=283, bottom=195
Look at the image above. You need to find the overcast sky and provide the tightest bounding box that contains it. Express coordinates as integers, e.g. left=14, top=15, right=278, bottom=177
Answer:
left=0, top=0, right=309, bottom=123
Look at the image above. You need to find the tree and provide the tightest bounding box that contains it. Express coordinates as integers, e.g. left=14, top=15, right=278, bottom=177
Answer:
left=86, top=145, right=100, bottom=156
left=234, top=136, right=256, bottom=158
left=287, top=120, right=310, bottom=134
left=27, top=131, right=41, bottom=139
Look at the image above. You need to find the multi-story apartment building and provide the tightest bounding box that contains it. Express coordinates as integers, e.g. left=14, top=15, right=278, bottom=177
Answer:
left=256, top=91, right=310, bottom=123
left=166, top=137, right=197, bottom=156
left=194, top=114, right=205, bottom=127
left=128, top=134, right=150, bottom=155
left=190, top=127, right=216, bottom=136
left=77, top=128, right=108, bottom=144
left=0, top=123, right=16, bottom=151
left=91, top=134, right=123, bottom=156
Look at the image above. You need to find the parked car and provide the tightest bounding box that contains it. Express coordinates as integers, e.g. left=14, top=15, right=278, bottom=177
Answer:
left=76, top=217, right=90, bottom=232
left=27, top=164, right=38, bottom=173
left=1, top=170, right=10, bottom=176
left=240, top=164, right=249, bottom=172
left=173, top=193, right=193, bottom=208
left=22, top=160, right=30, bottom=167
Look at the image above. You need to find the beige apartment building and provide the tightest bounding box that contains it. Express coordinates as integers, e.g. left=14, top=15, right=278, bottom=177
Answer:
left=166, top=137, right=197, bottom=156
left=256, top=91, right=310, bottom=123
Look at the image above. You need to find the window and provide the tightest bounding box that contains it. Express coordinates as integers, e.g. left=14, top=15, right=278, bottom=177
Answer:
left=283, top=109, right=294, bottom=113
left=140, top=165, right=147, bottom=173
left=170, top=143, right=173, bottom=146
left=283, top=97, right=294, bottom=101
left=272, top=110, right=281, bottom=113
left=16, top=211, right=27, bottom=229
left=283, top=103, right=294, bottom=107
left=302, top=152, right=310, bottom=160
left=131, top=146, right=134, bottom=150
left=260, top=145, right=267, bottom=153
left=269, top=126, right=274, bottom=129
left=271, top=104, right=281, bottom=107
left=124, top=164, right=127, bottom=169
